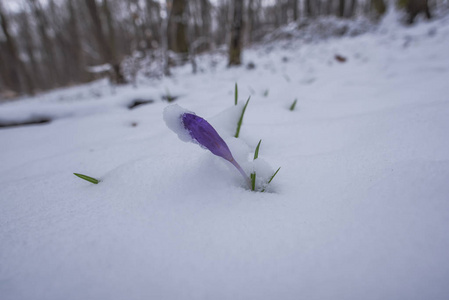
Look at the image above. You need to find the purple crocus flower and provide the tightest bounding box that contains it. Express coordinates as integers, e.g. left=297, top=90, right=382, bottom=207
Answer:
left=181, top=113, right=250, bottom=186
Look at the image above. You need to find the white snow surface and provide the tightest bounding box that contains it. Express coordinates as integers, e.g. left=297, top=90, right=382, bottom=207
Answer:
left=163, top=104, right=193, bottom=143
left=1, top=16, right=449, bottom=300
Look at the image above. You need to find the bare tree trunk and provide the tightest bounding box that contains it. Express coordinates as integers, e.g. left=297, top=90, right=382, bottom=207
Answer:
left=127, top=0, right=147, bottom=51
left=49, top=0, right=71, bottom=86
left=347, top=0, right=358, bottom=17
left=188, top=0, right=201, bottom=44
left=146, top=0, right=162, bottom=46
left=278, top=0, right=289, bottom=25
left=19, top=11, right=41, bottom=91
left=305, top=0, right=314, bottom=18
left=325, top=0, right=334, bottom=15
left=246, top=0, right=255, bottom=44
left=200, top=0, right=211, bottom=49
left=0, top=8, right=21, bottom=94
left=292, top=0, right=299, bottom=21
left=371, top=0, right=387, bottom=19
left=162, top=2, right=171, bottom=76
left=85, top=0, right=111, bottom=61
left=85, top=0, right=126, bottom=84
left=104, top=0, right=126, bottom=83
left=215, top=0, right=230, bottom=46
left=168, top=0, right=189, bottom=55
left=0, top=4, right=34, bottom=95
left=228, top=0, right=243, bottom=66
left=316, top=0, right=323, bottom=15
left=339, top=0, right=346, bottom=17
left=67, top=0, right=87, bottom=83
left=405, top=0, right=432, bottom=24
left=29, top=0, right=59, bottom=89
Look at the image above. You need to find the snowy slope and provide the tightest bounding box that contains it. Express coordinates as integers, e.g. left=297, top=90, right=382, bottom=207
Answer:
left=1, top=15, right=449, bottom=300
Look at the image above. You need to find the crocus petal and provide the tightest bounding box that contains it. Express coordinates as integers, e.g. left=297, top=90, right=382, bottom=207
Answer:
left=181, top=113, right=251, bottom=187
left=164, top=105, right=251, bottom=187
left=182, top=113, right=234, bottom=162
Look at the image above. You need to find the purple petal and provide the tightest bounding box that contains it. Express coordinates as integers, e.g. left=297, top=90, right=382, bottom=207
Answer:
left=182, top=113, right=234, bottom=162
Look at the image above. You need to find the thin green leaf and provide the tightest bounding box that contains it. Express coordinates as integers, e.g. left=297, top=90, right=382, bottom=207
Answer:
left=234, top=83, right=238, bottom=106
left=290, top=99, right=297, bottom=111
left=261, top=167, right=281, bottom=192
left=254, top=140, right=262, bottom=160
left=268, top=167, right=281, bottom=184
left=235, top=96, right=250, bottom=138
left=74, top=173, right=100, bottom=184
left=250, top=172, right=256, bottom=191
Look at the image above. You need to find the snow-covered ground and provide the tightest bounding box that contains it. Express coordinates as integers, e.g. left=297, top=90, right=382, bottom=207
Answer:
left=1, top=14, right=449, bottom=300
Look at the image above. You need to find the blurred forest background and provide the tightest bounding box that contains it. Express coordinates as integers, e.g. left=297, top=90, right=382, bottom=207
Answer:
left=0, top=0, right=446, bottom=99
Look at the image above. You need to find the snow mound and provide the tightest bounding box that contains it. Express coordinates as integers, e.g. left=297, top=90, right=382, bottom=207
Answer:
left=163, top=104, right=194, bottom=142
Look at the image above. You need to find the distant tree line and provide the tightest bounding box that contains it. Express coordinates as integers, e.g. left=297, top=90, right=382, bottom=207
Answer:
left=0, top=0, right=444, bottom=98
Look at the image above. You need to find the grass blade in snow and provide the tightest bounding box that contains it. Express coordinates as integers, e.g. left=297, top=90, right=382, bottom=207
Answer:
left=235, top=97, right=250, bottom=138
left=74, top=173, right=100, bottom=184
left=261, top=167, right=281, bottom=192
left=235, top=83, right=238, bottom=106
left=254, top=140, right=261, bottom=160
left=250, top=140, right=261, bottom=191
left=290, top=99, right=297, bottom=111
left=250, top=173, right=256, bottom=191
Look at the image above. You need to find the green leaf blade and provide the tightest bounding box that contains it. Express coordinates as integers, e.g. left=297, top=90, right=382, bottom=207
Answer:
left=254, top=140, right=262, bottom=160
left=235, top=96, right=250, bottom=138
left=74, top=173, right=100, bottom=184
left=290, top=99, right=297, bottom=111
left=234, top=83, right=238, bottom=106
left=261, top=167, right=281, bottom=192
left=250, top=172, right=256, bottom=191
left=268, top=167, right=281, bottom=184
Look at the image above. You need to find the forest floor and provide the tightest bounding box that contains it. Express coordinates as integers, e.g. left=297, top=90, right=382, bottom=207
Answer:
left=1, top=13, right=449, bottom=300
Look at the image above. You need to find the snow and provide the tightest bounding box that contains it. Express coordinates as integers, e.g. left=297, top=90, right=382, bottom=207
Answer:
left=163, top=104, right=194, bottom=142
left=86, top=64, right=112, bottom=73
left=2, top=15, right=449, bottom=300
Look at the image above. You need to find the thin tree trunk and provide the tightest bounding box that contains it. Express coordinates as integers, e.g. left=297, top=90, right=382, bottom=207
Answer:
left=0, top=4, right=34, bottom=95
left=168, top=0, right=189, bottom=55
left=292, top=0, right=299, bottom=21
left=146, top=0, right=161, bottom=46
left=326, top=0, right=334, bottom=15
left=29, top=0, right=59, bottom=89
left=67, top=0, right=87, bottom=82
left=347, top=0, right=358, bottom=17
left=85, top=0, right=126, bottom=84
left=85, top=0, right=111, bottom=61
left=200, top=0, right=211, bottom=49
left=19, top=11, right=41, bottom=91
left=406, top=0, right=432, bottom=24
left=49, top=0, right=71, bottom=86
left=162, top=2, right=171, bottom=76
left=228, top=0, right=243, bottom=66
left=371, top=0, right=387, bottom=19
left=339, top=0, right=346, bottom=17
left=247, top=0, right=255, bottom=44
left=305, top=0, right=314, bottom=18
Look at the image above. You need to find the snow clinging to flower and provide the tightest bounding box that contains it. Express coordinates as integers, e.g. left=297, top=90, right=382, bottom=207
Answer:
left=163, top=105, right=250, bottom=186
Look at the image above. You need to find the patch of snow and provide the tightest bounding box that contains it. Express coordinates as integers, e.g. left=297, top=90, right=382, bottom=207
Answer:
left=1, top=14, right=449, bottom=300
left=163, top=104, right=194, bottom=142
